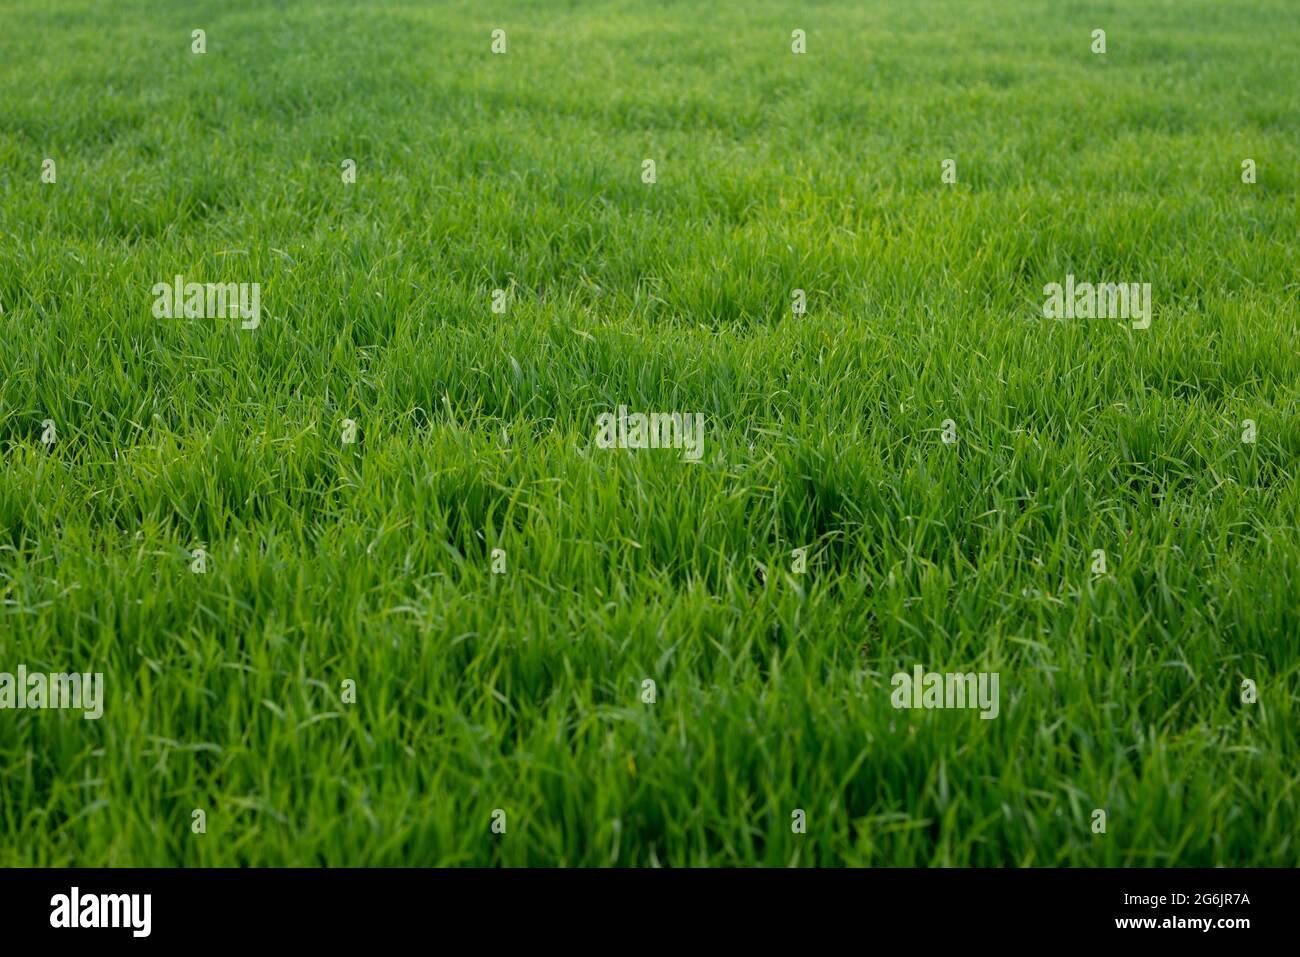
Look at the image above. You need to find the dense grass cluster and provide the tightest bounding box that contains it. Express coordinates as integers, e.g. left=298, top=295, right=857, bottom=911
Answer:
left=1, top=0, right=1297, bottom=865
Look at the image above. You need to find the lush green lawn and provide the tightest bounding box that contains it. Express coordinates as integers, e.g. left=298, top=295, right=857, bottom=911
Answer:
left=0, top=0, right=1296, bottom=866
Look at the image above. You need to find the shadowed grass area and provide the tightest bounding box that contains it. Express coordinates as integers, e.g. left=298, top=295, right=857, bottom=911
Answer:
left=0, top=0, right=1296, bottom=865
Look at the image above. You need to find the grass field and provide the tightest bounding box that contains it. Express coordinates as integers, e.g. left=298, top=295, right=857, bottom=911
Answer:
left=1, top=0, right=1297, bottom=866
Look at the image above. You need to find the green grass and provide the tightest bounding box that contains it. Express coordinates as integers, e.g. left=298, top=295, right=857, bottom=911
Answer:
left=1, top=0, right=1297, bottom=866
